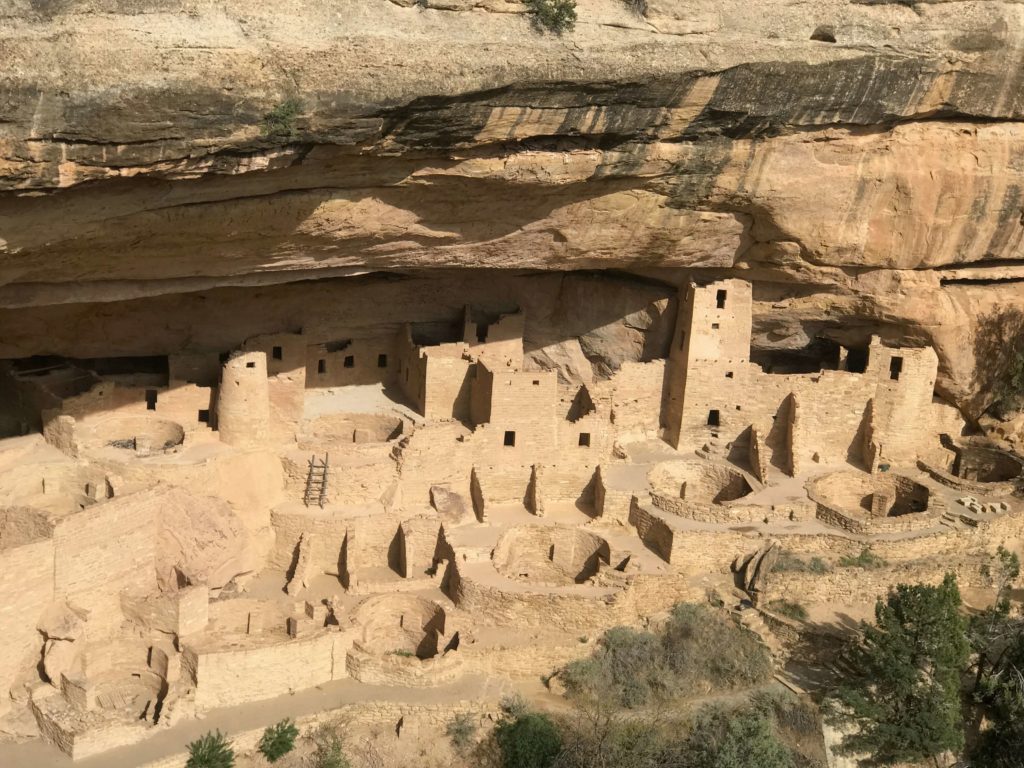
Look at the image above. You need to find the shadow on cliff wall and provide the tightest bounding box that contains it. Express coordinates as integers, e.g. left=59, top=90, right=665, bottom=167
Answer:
left=972, top=307, right=1024, bottom=417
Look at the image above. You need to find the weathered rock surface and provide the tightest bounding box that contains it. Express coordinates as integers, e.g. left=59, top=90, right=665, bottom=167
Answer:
left=0, top=0, right=1023, bottom=421
left=155, top=487, right=252, bottom=591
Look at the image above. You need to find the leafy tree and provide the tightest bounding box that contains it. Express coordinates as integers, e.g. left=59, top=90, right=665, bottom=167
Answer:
left=524, top=0, right=576, bottom=33
left=828, top=574, right=969, bottom=766
left=186, top=730, right=235, bottom=768
left=258, top=718, right=299, bottom=763
left=494, top=712, right=562, bottom=768
left=967, top=544, right=1024, bottom=768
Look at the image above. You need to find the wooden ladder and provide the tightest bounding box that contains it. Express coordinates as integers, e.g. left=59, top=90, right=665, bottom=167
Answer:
left=303, top=453, right=330, bottom=508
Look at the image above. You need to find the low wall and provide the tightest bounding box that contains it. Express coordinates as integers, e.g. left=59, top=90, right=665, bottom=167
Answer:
left=184, top=630, right=352, bottom=712
left=346, top=646, right=464, bottom=687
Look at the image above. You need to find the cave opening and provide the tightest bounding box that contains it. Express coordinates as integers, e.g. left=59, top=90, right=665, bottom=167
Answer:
left=751, top=338, right=841, bottom=374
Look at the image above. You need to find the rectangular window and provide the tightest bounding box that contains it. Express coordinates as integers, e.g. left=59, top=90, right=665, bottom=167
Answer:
left=503, top=430, right=516, bottom=447
left=344, top=355, right=355, bottom=368
left=145, top=389, right=157, bottom=411
left=725, top=371, right=733, bottom=379
left=317, top=359, right=326, bottom=375
left=378, top=354, right=388, bottom=368
left=716, top=289, right=727, bottom=309
left=707, top=409, right=720, bottom=427
left=578, top=433, right=591, bottom=447
left=532, top=380, right=540, bottom=386
left=711, top=323, right=720, bottom=330
left=198, top=409, right=210, bottom=424
left=246, top=361, right=255, bottom=369
left=272, top=346, right=283, bottom=361
left=889, top=356, right=903, bottom=381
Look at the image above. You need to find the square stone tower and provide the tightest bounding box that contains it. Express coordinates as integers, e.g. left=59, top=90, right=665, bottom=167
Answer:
left=663, top=279, right=753, bottom=450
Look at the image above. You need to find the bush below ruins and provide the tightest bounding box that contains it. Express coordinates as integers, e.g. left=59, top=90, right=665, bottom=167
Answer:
left=560, top=602, right=772, bottom=709
left=773, top=550, right=831, bottom=574
left=259, top=719, right=299, bottom=763
left=186, top=731, right=235, bottom=768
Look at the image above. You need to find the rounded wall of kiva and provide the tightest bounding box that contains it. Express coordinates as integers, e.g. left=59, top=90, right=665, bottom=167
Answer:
left=647, top=460, right=753, bottom=505
left=808, top=471, right=935, bottom=533
left=83, top=416, right=185, bottom=456
left=352, top=594, right=447, bottom=660
left=492, top=525, right=609, bottom=586
left=807, top=471, right=878, bottom=515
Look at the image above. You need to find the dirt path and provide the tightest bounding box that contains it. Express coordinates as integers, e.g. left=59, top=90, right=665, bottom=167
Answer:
left=4, top=673, right=505, bottom=768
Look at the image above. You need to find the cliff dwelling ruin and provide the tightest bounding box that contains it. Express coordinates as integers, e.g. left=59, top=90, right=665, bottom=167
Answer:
left=0, top=273, right=1019, bottom=766
left=3, top=1, right=1024, bottom=766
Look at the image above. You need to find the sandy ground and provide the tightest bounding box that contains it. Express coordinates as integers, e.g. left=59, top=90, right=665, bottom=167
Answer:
left=3, top=673, right=513, bottom=768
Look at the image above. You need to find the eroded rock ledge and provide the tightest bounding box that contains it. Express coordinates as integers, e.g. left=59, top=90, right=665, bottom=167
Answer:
left=0, top=0, right=1023, bottom=418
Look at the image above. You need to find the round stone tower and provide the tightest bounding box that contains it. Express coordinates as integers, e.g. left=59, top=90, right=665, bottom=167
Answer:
left=217, top=351, right=271, bottom=448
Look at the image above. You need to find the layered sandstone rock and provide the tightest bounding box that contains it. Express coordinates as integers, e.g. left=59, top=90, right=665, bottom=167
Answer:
left=0, top=0, right=1023, bottom=423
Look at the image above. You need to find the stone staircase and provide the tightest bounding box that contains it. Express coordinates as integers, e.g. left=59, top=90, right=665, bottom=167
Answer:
left=734, top=606, right=785, bottom=659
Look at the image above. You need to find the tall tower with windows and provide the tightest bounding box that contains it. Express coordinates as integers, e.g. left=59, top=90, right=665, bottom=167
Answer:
left=663, top=280, right=753, bottom=450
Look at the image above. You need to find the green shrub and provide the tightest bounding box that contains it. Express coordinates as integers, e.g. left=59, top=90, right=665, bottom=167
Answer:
left=562, top=603, right=772, bottom=710
left=258, top=719, right=298, bottom=763
left=524, top=0, right=576, bottom=33
left=264, top=99, right=301, bottom=138
left=767, top=600, right=808, bottom=622
left=186, top=731, right=234, bottom=768
left=686, top=705, right=795, bottom=768
left=562, top=626, right=666, bottom=708
left=773, top=550, right=830, bottom=574
left=837, top=547, right=887, bottom=570
left=309, top=722, right=350, bottom=768
left=661, top=603, right=772, bottom=690
left=494, top=712, right=562, bottom=768
left=446, top=713, right=477, bottom=752
left=499, top=693, right=530, bottom=719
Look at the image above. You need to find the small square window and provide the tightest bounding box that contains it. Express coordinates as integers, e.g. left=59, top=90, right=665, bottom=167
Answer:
left=578, top=433, right=591, bottom=447
left=711, top=323, right=720, bottom=330
left=198, top=409, right=210, bottom=424
left=246, top=361, right=255, bottom=369
left=707, top=409, right=720, bottom=427
left=377, top=354, right=388, bottom=368
left=272, top=346, right=283, bottom=361
left=716, top=289, right=727, bottom=309
left=344, top=355, right=354, bottom=368
left=725, top=371, right=733, bottom=378
left=503, top=430, right=516, bottom=447
left=317, top=359, right=326, bottom=375
left=532, top=380, right=540, bottom=386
